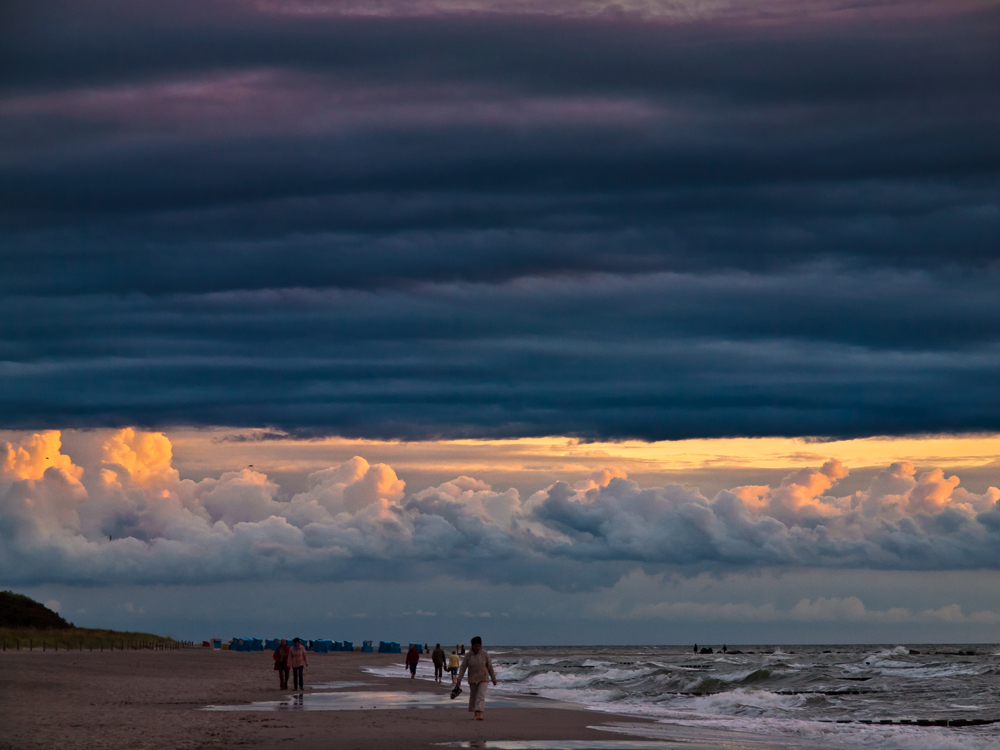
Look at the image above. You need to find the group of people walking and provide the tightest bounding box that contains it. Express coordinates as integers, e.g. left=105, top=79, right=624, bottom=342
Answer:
left=269, top=634, right=497, bottom=720
left=405, top=637, right=496, bottom=720
left=405, top=643, right=461, bottom=683
left=271, top=638, right=309, bottom=690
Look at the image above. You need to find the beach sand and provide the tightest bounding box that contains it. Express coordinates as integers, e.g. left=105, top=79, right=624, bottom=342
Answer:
left=0, top=649, right=665, bottom=750
left=0, top=649, right=805, bottom=750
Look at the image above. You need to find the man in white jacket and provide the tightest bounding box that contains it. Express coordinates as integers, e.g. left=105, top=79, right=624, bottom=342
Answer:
left=455, top=636, right=497, bottom=720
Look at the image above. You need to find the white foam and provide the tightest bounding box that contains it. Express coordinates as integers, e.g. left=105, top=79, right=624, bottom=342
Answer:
left=599, top=719, right=1000, bottom=750
left=363, top=662, right=440, bottom=682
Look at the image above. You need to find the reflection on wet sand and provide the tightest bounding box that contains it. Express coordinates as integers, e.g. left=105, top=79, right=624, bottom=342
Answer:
left=203, top=690, right=561, bottom=712
left=307, top=681, right=374, bottom=690
left=438, top=743, right=679, bottom=749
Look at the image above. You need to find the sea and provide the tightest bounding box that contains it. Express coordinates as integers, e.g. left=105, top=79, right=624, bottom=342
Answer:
left=369, top=644, right=1000, bottom=750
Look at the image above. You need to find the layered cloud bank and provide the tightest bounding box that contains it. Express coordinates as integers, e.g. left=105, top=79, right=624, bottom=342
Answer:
left=242, top=0, right=998, bottom=20
left=588, top=570, right=1000, bottom=625
left=1, top=0, right=999, bottom=439
left=4, top=430, right=999, bottom=586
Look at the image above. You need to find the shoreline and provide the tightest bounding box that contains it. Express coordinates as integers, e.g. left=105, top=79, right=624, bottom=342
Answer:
left=0, top=649, right=801, bottom=750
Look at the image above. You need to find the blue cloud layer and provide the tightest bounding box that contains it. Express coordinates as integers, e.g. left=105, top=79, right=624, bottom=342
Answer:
left=0, top=1, right=998, bottom=438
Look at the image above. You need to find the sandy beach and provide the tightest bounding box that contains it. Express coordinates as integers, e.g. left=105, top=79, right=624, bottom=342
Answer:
left=0, top=649, right=674, bottom=750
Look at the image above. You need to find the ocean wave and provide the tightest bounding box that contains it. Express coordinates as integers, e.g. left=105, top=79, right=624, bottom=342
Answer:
left=665, top=688, right=807, bottom=717
left=366, top=644, right=1000, bottom=748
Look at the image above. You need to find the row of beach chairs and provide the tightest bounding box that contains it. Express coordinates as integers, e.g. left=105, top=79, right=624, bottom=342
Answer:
left=223, top=637, right=378, bottom=652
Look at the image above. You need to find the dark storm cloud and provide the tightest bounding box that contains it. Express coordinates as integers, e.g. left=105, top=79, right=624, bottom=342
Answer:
left=1, top=0, right=999, bottom=438
left=3, top=269, right=1000, bottom=439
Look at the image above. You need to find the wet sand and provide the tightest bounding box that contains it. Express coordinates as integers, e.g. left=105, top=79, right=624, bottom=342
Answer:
left=0, top=649, right=669, bottom=750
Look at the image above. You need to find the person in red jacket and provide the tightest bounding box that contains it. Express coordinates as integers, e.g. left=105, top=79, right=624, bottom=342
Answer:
left=272, top=638, right=290, bottom=690
left=404, top=644, right=420, bottom=678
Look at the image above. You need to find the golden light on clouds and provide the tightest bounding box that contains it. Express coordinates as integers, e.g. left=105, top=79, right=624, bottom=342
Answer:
left=158, top=429, right=1000, bottom=483
left=5, top=428, right=998, bottom=498
left=0, top=430, right=81, bottom=482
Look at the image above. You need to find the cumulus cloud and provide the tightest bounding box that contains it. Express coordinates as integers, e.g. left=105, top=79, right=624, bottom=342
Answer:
left=195, top=470, right=284, bottom=526
left=100, top=428, right=178, bottom=490
left=2, top=431, right=81, bottom=483
left=2, top=430, right=1000, bottom=586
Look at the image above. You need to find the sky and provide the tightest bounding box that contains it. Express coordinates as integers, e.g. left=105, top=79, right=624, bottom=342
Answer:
left=1, top=0, right=1000, bottom=644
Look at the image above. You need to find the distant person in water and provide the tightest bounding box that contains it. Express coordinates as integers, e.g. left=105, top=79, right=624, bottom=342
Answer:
left=722, top=644, right=728, bottom=654
left=449, top=649, right=460, bottom=685
left=693, top=644, right=698, bottom=654
left=272, top=638, right=290, bottom=690
left=405, top=644, right=420, bottom=678
left=288, top=638, right=309, bottom=691
left=432, top=643, right=447, bottom=683
left=460, top=644, right=466, bottom=655
left=456, top=636, right=497, bottom=721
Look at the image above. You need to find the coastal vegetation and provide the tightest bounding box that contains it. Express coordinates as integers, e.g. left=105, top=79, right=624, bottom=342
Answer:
left=0, top=591, right=187, bottom=650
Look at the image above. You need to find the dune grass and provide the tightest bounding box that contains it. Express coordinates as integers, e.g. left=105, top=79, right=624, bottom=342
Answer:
left=0, top=626, right=189, bottom=651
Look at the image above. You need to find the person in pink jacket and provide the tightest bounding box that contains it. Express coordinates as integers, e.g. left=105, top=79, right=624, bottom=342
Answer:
left=287, top=638, right=309, bottom=691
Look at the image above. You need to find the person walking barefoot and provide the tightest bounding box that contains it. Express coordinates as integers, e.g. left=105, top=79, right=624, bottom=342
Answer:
left=432, top=643, right=447, bottom=683
left=405, top=644, right=420, bottom=678
left=456, top=636, right=496, bottom=720
left=448, top=649, right=460, bottom=685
